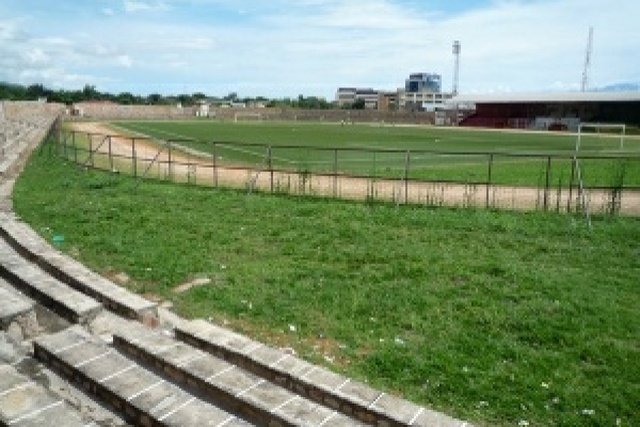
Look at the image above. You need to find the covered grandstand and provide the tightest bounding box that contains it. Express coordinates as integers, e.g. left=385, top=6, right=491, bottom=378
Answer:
left=452, top=91, right=640, bottom=130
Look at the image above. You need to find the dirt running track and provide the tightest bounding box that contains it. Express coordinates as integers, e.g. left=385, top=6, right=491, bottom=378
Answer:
left=70, top=122, right=640, bottom=216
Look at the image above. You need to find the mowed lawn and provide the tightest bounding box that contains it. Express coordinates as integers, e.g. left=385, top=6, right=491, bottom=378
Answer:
left=112, top=120, right=640, bottom=187
left=13, top=150, right=640, bottom=426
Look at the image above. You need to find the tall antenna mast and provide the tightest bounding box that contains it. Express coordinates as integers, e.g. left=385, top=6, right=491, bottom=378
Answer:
left=452, top=40, right=461, bottom=95
left=581, top=26, right=593, bottom=92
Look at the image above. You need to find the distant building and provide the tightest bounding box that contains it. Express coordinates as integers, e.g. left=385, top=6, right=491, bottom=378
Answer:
left=335, top=88, right=379, bottom=109
left=195, top=101, right=210, bottom=117
left=336, top=72, right=450, bottom=112
left=377, top=92, right=398, bottom=111
left=398, top=90, right=453, bottom=112
left=336, top=88, right=357, bottom=107
left=400, top=72, right=448, bottom=112
left=451, top=91, right=640, bottom=129
left=405, top=73, right=442, bottom=93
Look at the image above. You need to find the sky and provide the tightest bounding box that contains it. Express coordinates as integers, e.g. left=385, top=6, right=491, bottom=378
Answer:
left=0, top=0, right=638, bottom=99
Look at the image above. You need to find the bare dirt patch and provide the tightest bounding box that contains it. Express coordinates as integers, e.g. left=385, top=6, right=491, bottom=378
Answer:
left=67, top=121, right=640, bottom=215
left=173, top=276, right=212, bottom=294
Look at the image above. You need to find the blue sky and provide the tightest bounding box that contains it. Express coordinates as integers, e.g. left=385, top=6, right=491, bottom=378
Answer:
left=1, top=0, right=638, bottom=98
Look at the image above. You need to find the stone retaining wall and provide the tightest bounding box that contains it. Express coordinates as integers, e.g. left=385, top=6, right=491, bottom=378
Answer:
left=68, top=102, right=438, bottom=124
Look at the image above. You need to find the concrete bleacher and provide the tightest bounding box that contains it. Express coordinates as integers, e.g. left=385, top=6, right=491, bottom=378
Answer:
left=0, top=363, right=97, bottom=427
left=0, top=101, right=63, bottom=181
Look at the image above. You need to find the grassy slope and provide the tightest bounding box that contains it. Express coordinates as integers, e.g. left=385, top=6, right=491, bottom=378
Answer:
left=113, top=121, right=640, bottom=187
left=13, top=150, right=640, bottom=427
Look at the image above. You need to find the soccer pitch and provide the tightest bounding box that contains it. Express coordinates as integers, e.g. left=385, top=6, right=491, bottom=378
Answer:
left=113, top=120, right=640, bottom=187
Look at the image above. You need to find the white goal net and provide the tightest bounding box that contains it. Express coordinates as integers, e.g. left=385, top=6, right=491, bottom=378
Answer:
left=576, top=122, right=626, bottom=152
left=234, top=112, right=263, bottom=123
left=573, top=123, right=626, bottom=228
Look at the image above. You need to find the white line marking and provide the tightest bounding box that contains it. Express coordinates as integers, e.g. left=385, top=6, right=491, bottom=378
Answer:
left=205, top=365, right=235, bottom=382
left=270, top=395, right=299, bottom=414
left=8, top=400, right=63, bottom=425
left=317, top=410, right=337, bottom=426
left=0, top=381, right=33, bottom=397
left=177, top=352, right=207, bottom=368
left=335, top=378, right=350, bottom=392
left=216, top=415, right=236, bottom=427
left=151, top=342, right=181, bottom=355
left=243, top=342, right=263, bottom=355
left=301, top=366, right=317, bottom=380
left=157, top=396, right=196, bottom=421
left=368, top=392, right=385, bottom=409
left=74, top=350, right=112, bottom=368
left=269, top=353, right=290, bottom=368
left=127, top=379, right=164, bottom=402
left=409, top=407, right=425, bottom=425
left=98, top=364, right=136, bottom=383
left=235, top=379, right=265, bottom=398
left=54, top=340, right=86, bottom=354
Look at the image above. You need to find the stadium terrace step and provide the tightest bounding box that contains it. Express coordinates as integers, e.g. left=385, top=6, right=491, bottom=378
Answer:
left=176, top=320, right=469, bottom=427
left=33, top=327, right=252, bottom=427
left=0, top=278, right=35, bottom=329
left=0, top=214, right=157, bottom=321
left=113, top=327, right=366, bottom=427
left=0, top=240, right=102, bottom=324
left=0, top=154, right=19, bottom=177
left=0, top=363, right=95, bottom=427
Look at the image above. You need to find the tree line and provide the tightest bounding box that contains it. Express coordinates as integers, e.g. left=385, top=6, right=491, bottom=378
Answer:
left=0, top=82, right=350, bottom=109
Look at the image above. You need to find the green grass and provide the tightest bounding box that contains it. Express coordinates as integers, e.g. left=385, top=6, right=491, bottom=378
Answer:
left=110, top=120, right=640, bottom=187
left=14, top=149, right=640, bottom=427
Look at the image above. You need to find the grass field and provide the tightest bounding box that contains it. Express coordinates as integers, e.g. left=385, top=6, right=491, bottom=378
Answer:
left=111, top=120, right=640, bottom=187
left=13, top=149, right=640, bottom=426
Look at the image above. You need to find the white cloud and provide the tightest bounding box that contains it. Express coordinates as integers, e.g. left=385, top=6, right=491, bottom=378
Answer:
left=102, top=8, right=115, bottom=16
left=0, top=0, right=638, bottom=96
left=117, top=55, right=133, bottom=68
left=24, top=48, right=50, bottom=66
left=123, top=0, right=169, bottom=13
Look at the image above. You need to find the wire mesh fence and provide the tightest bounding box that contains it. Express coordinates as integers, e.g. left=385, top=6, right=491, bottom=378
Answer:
left=51, top=128, right=640, bottom=216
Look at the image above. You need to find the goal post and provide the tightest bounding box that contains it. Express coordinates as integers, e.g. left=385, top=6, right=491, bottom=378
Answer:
left=576, top=122, right=626, bottom=152
left=234, top=112, right=263, bottom=123
left=572, top=122, right=626, bottom=229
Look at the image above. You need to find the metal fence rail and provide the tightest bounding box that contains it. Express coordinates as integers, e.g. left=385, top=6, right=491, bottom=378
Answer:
left=50, top=129, right=640, bottom=216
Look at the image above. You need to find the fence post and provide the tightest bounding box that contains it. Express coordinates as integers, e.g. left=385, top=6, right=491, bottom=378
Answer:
left=212, top=142, right=218, bottom=188
left=132, top=138, right=137, bottom=178
left=568, top=157, right=576, bottom=213
left=333, top=148, right=338, bottom=198
left=69, top=131, right=74, bottom=161
left=105, top=136, right=112, bottom=171
left=168, top=141, right=172, bottom=181
left=268, top=145, right=273, bottom=193
left=89, top=135, right=94, bottom=167
left=486, top=153, right=494, bottom=208
left=56, top=124, right=62, bottom=155
left=543, top=156, right=551, bottom=211
left=404, top=150, right=411, bottom=204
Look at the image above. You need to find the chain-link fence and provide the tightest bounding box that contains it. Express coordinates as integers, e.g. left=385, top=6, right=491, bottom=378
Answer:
left=51, top=128, right=640, bottom=216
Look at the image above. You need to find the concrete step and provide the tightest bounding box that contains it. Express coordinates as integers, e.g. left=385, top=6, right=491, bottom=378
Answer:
left=0, top=154, right=19, bottom=177
left=176, top=320, right=468, bottom=427
left=114, top=327, right=366, bottom=427
left=33, top=327, right=252, bottom=427
left=0, top=363, right=94, bottom=427
left=0, top=241, right=102, bottom=325
left=0, top=240, right=102, bottom=324
left=0, top=215, right=157, bottom=321
left=0, top=278, right=35, bottom=330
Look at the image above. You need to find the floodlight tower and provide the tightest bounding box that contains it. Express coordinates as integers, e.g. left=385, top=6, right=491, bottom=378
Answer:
left=581, top=26, right=593, bottom=92
left=452, top=40, right=461, bottom=96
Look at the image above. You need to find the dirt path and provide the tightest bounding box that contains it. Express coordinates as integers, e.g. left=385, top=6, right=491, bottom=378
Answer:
left=68, top=122, right=640, bottom=215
